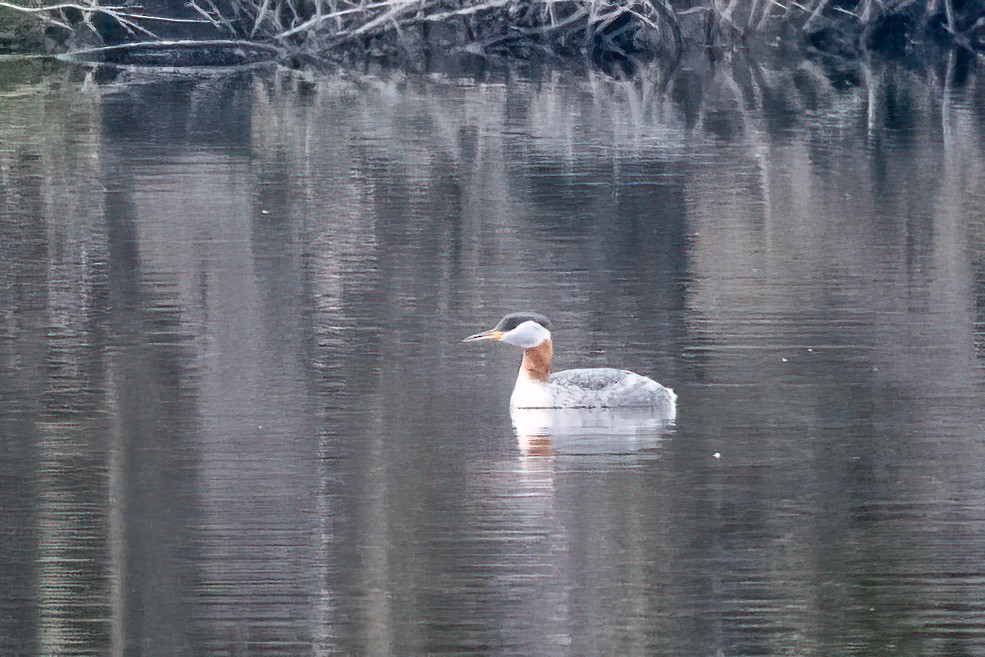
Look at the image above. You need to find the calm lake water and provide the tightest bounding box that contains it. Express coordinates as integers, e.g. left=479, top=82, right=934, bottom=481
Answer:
left=1, top=55, right=985, bottom=656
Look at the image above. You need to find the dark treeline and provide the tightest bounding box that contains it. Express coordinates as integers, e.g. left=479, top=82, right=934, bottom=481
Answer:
left=2, top=0, right=985, bottom=70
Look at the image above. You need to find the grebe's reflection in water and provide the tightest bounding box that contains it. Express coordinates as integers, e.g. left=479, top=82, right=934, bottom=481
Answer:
left=460, top=401, right=678, bottom=650
left=511, top=406, right=676, bottom=457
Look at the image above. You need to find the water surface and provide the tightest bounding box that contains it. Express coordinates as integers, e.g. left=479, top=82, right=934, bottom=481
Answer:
left=1, top=57, right=985, bottom=656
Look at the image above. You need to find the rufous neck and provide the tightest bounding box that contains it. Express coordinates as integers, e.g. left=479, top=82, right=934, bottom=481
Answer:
left=520, top=339, right=552, bottom=383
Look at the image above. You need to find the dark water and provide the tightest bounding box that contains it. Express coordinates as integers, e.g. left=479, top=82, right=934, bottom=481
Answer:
left=1, top=56, right=985, bottom=656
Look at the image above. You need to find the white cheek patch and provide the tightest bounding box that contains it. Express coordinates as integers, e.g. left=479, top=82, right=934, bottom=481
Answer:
left=501, top=321, right=550, bottom=348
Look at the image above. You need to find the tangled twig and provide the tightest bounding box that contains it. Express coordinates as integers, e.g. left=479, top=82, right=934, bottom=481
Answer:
left=2, top=0, right=982, bottom=66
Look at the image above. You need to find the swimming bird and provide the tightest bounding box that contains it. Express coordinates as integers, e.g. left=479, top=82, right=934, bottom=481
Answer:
left=464, top=312, right=676, bottom=414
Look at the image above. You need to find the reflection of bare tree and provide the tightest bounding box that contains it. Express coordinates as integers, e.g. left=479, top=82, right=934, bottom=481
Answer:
left=0, top=68, right=330, bottom=655
left=0, top=72, right=116, bottom=656
left=677, top=56, right=985, bottom=653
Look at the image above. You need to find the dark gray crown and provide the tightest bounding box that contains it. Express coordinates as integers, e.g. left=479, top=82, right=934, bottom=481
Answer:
left=494, top=312, right=553, bottom=332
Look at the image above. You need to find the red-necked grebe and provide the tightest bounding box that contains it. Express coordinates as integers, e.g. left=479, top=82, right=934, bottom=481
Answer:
left=464, top=312, right=676, bottom=414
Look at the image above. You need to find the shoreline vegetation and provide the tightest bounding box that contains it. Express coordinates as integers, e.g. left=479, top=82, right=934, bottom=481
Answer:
left=0, top=0, right=984, bottom=71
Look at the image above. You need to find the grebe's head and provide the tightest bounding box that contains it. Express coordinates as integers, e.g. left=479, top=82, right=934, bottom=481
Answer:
left=463, top=312, right=553, bottom=348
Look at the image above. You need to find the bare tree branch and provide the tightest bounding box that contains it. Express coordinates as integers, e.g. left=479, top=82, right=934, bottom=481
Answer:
left=3, top=0, right=982, bottom=66
left=58, top=38, right=286, bottom=58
